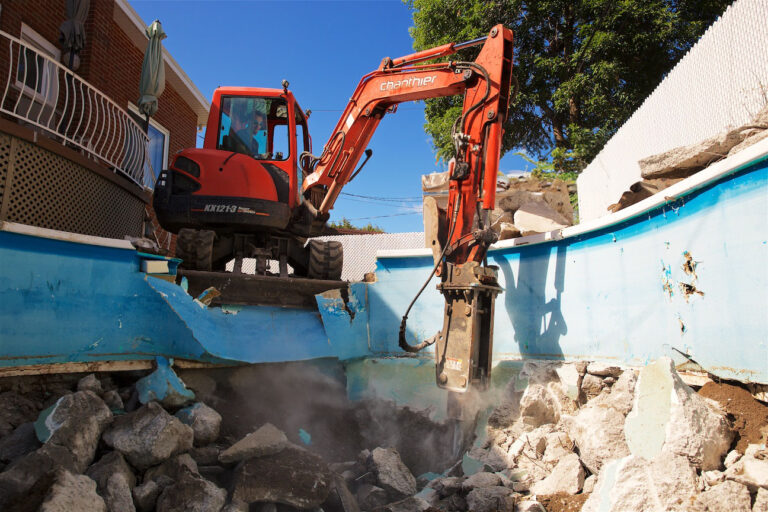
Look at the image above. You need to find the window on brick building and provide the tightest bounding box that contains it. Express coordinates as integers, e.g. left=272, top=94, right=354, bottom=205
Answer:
left=128, top=103, right=170, bottom=188
left=16, top=23, right=60, bottom=107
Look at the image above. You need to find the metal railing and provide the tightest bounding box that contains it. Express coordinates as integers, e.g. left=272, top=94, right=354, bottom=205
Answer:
left=0, top=29, right=152, bottom=187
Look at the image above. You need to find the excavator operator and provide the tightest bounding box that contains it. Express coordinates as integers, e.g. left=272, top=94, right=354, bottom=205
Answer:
left=220, top=97, right=268, bottom=158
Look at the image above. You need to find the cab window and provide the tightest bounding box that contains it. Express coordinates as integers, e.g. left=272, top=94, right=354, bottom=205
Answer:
left=217, top=96, right=290, bottom=161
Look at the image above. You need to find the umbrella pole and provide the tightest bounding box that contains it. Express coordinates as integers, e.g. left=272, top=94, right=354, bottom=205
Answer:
left=144, top=114, right=150, bottom=135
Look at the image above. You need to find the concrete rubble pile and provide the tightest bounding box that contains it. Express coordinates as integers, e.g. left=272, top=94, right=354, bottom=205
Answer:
left=0, top=355, right=766, bottom=512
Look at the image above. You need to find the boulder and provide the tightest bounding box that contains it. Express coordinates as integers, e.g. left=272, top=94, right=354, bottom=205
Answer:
left=639, top=128, right=747, bottom=179
left=0, top=391, right=40, bottom=437
left=0, top=421, right=41, bottom=463
left=624, top=358, right=734, bottom=470
left=103, top=390, right=124, bottom=411
left=369, top=447, right=418, bottom=499
left=78, top=374, right=104, bottom=395
left=219, top=422, right=287, bottom=464
left=357, top=484, right=390, bottom=510
left=144, top=453, right=200, bottom=482
left=530, top=453, right=585, bottom=495
left=513, top=199, right=570, bottom=234
left=461, top=471, right=502, bottom=491
left=175, top=402, right=222, bottom=446
left=102, top=401, right=193, bottom=470
left=39, top=469, right=107, bottom=512
left=135, top=357, right=195, bottom=409
left=582, top=454, right=698, bottom=512
left=86, top=451, right=136, bottom=512
left=695, top=480, right=752, bottom=511
left=0, top=444, right=77, bottom=510
left=34, top=391, right=112, bottom=472
left=132, top=480, right=161, bottom=512
left=155, top=470, right=227, bottom=512
left=231, top=444, right=332, bottom=508
left=465, top=486, right=517, bottom=512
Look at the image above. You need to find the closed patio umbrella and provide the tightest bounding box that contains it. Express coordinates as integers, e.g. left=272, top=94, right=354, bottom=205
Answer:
left=138, top=20, right=166, bottom=132
left=59, top=0, right=89, bottom=69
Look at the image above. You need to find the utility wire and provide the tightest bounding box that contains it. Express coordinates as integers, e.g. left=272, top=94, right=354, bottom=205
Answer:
left=342, top=212, right=421, bottom=220
left=341, top=192, right=423, bottom=202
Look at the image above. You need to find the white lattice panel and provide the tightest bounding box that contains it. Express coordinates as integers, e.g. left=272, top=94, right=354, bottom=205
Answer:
left=577, top=0, right=768, bottom=220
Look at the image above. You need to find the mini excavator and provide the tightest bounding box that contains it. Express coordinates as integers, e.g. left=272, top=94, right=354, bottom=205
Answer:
left=153, top=25, right=515, bottom=392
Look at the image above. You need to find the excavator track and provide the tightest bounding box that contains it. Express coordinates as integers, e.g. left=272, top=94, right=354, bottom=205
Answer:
left=178, top=269, right=346, bottom=310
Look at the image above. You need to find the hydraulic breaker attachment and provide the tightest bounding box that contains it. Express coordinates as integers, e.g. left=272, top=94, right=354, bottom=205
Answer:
left=434, top=262, right=503, bottom=392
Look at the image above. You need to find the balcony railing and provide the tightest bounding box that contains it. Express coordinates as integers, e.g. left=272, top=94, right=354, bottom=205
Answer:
left=0, top=29, right=152, bottom=188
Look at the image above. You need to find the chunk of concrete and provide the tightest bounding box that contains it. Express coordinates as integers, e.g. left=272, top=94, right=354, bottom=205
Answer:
left=461, top=471, right=502, bottom=491
left=555, top=364, right=583, bottom=401
left=725, top=451, right=768, bottom=492
left=372, top=496, right=430, bottom=512
left=0, top=422, right=40, bottom=463
left=86, top=451, right=136, bottom=512
left=102, top=401, right=193, bottom=470
left=103, top=390, right=124, bottom=411
left=586, top=362, right=623, bottom=377
left=133, top=480, right=161, bottom=512
left=542, top=431, right=573, bottom=464
left=358, top=484, right=390, bottom=510
left=370, top=447, right=418, bottom=499
left=231, top=444, right=332, bottom=508
left=583, top=474, right=597, bottom=494
left=219, top=423, right=287, bottom=464
left=175, top=402, right=221, bottom=447
left=144, top=453, right=200, bottom=482
left=725, top=450, right=743, bottom=468
left=465, top=486, right=517, bottom=512
left=582, top=454, right=698, bottom=512
left=34, top=390, right=112, bottom=472
left=155, top=470, right=227, bottom=512
left=0, top=391, right=40, bottom=437
left=695, top=480, right=752, bottom=511
left=190, top=445, right=221, bottom=466
left=39, top=469, right=107, bottom=512
left=517, top=501, right=546, bottom=512
left=0, top=444, right=77, bottom=510
left=514, top=199, right=570, bottom=234
left=78, top=374, right=104, bottom=395
left=498, top=222, right=521, bottom=240
left=135, top=357, right=195, bottom=409
left=581, top=374, right=605, bottom=400
left=624, top=357, right=734, bottom=470
left=753, top=488, right=768, bottom=512
left=519, top=384, right=558, bottom=427
left=530, top=453, right=585, bottom=495
left=561, top=402, right=630, bottom=474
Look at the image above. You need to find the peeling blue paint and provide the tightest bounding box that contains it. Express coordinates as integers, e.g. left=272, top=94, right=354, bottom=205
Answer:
left=136, top=357, right=196, bottom=407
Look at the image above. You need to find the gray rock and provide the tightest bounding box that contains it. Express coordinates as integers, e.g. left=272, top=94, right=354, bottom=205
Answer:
left=0, top=421, right=40, bottom=463
left=624, top=357, right=734, bottom=471
left=370, top=447, right=418, bottom=499
left=461, top=471, right=502, bottom=491
left=431, top=476, right=464, bottom=498
left=34, top=390, right=113, bottom=472
left=0, top=444, right=77, bottom=510
left=155, top=470, right=227, bottom=512
left=465, top=486, right=517, bottom=512
left=86, top=451, right=136, bottom=512
left=530, top=453, right=585, bottom=495
left=102, top=401, right=193, bottom=470
left=145, top=453, right=200, bottom=482
left=78, top=374, right=104, bottom=395
left=231, top=444, right=332, bottom=508
left=695, top=480, right=752, bottom=511
left=132, top=480, right=161, bottom=512
left=372, top=496, right=430, bottom=512
left=219, top=423, right=287, bottom=464
left=190, top=445, right=221, bottom=466
left=175, top=402, right=222, bottom=447
left=39, top=469, right=107, bottom=512
left=103, top=390, right=124, bottom=411
left=0, top=391, right=40, bottom=437
left=519, top=383, right=559, bottom=427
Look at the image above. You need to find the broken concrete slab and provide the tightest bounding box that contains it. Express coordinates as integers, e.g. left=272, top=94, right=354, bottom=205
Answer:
left=77, top=374, right=103, bottom=395
left=231, top=444, right=332, bottom=508
left=174, top=402, right=221, bottom=447
left=461, top=471, right=502, bottom=491
left=34, top=390, right=112, bottom=472
left=369, top=447, right=418, bottom=499
left=0, top=444, right=77, bottom=510
left=624, top=357, right=733, bottom=470
left=725, top=450, right=743, bottom=468
left=133, top=480, right=161, bottom=512
left=102, top=401, right=193, bottom=470
left=0, top=421, right=40, bottom=463
left=498, top=222, right=521, bottom=240
left=189, top=445, right=221, bottom=466
left=513, top=199, right=570, bottom=234
left=155, top=470, right=227, bottom=512
left=582, top=454, right=698, bottom=512
left=102, top=390, right=124, bottom=411
left=530, top=453, right=585, bottom=495
left=135, top=357, right=195, bottom=409
left=86, top=451, right=136, bottom=512
left=465, top=486, right=517, bottom=512
left=581, top=374, right=605, bottom=400
left=554, top=364, right=584, bottom=401
left=586, top=362, right=623, bottom=378
left=39, top=469, right=107, bottom=512
left=561, top=402, right=630, bottom=474
left=144, top=453, right=200, bottom=482
left=725, top=449, right=768, bottom=492
left=519, top=383, right=559, bottom=427
left=219, top=422, right=287, bottom=464
left=357, top=483, right=390, bottom=510
left=695, top=480, right=752, bottom=511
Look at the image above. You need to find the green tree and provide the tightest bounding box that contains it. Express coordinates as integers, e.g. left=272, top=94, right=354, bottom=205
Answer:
left=407, top=0, right=730, bottom=172
left=328, top=217, right=385, bottom=233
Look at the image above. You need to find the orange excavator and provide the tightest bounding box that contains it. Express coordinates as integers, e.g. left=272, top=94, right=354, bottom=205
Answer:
left=153, top=25, right=515, bottom=391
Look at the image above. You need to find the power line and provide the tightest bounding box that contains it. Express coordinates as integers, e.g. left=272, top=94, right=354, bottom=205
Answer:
left=340, top=192, right=423, bottom=202
left=343, top=212, right=421, bottom=221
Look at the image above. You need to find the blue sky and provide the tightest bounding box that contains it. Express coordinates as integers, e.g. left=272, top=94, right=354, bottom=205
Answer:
left=132, top=0, right=530, bottom=232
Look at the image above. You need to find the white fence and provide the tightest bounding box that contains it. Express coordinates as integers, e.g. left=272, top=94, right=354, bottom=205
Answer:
left=0, top=30, right=151, bottom=187
left=577, top=0, right=768, bottom=221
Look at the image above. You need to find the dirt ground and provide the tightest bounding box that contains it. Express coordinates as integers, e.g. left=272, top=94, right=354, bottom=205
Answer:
left=539, top=492, right=590, bottom=512
left=698, top=381, right=768, bottom=453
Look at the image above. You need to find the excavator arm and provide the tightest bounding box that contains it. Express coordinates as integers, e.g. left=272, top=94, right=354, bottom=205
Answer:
left=304, top=25, right=515, bottom=392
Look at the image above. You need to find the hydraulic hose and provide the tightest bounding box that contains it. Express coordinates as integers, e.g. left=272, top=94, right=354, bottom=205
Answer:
left=398, top=190, right=462, bottom=353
